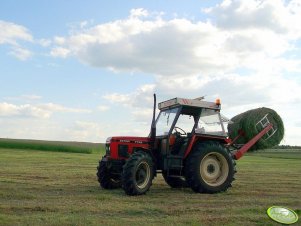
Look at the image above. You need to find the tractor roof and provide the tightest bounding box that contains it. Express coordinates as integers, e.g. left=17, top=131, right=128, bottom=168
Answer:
left=158, top=97, right=221, bottom=111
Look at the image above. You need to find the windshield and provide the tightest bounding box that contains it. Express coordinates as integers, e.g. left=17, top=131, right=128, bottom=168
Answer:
left=174, top=114, right=195, bottom=134
left=156, top=108, right=179, bottom=136
left=196, top=109, right=226, bottom=136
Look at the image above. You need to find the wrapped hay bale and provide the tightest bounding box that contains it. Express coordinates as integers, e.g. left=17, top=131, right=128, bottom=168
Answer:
left=227, top=107, right=284, bottom=150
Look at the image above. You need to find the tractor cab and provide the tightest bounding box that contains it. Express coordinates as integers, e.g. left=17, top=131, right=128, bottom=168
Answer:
left=153, top=97, right=228, bottom=158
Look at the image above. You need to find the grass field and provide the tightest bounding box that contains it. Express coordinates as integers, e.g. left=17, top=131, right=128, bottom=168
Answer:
left=0, top=138, right=104, bottom=154
left=0, top=146, right=300, bottom=226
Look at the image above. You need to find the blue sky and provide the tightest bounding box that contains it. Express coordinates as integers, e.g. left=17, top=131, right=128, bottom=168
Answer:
left=1, top=0, right=301, bottom=145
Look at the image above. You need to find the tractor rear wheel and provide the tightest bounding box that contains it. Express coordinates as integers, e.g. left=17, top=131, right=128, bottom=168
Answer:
left=122, top=151, right=154, bottom=195
left=97, top=157, right=121, bottom=189
left=185, top=142, right=236, bottom=193
left=162, top=171, right=188, bottom=188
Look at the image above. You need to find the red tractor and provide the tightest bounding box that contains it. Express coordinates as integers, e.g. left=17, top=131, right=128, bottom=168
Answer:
left=97, top=95, right=274, bottom=195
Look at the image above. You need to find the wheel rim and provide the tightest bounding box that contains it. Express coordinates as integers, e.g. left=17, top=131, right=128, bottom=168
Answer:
left=200, top=152, right=229, bottom=187
left=136, top=161, right=151, bottom=189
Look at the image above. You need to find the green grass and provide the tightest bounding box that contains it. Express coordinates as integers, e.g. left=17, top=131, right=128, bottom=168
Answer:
left=0, top=148, right=300, bottom=226
left=0, top=138, right=104, bottom=154
left=246, top=150, right=301, bottom=159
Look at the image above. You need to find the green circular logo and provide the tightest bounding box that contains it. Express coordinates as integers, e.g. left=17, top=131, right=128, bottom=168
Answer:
left=267, top=206, right=299, bottom=225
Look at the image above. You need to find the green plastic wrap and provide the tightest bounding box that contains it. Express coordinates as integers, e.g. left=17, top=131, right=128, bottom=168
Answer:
left=227, top=107, right=284, bottom=150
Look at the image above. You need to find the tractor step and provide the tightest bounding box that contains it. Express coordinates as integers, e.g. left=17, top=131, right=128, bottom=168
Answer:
left=164, top=155, right=183, bottom=170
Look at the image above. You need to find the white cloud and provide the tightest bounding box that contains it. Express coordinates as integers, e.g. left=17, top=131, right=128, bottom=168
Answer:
left=0, top=118, right=57, bottom=141
left=53, top=36, right=66, bottom=45
left=50, top=47, right=70, bottom=58
left=205, top=0, right=301, bottom=38
left=9, top=46, right=33, bottom=60
left=50, top=3, right=301, bottom=77
left=103, top=84, right=155, bottom=108
left=0, top=20, right=33, bottom=45
left=0, top=20, right=34, bottom=61
left=103, top=93, right=131, bottom=106
left=130, top=8, right=149, bottom=18
left=38, top=38, right=51, bottom=47
left=0, top=118, right=104, bottom=142
left=38, top=103, right=91, bottom=113
left=65, top=121, right=105, bottom=141
left=97, top=105, right=110, bottom=112
left=0, top=102, right=50, bottom=118
left=102, top=84, right=156, bottom=136
left=51, top=17, right=230, bottom=75
left=0, top=102, right=91, bottom=118
left=4, top=94, right=43, bottom=102
left=79, top=21, right=89, bottom=29
left=21, top=95, right=43, bottom=100
left=132, top=109, right=153, bottom=122
left=156, top=72, right=301, bottom=106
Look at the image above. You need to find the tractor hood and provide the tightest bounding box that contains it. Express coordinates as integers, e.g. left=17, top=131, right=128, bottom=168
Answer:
left=106, top=136, right=151, bottom=159
left=109, top=136, right=151, bottom=145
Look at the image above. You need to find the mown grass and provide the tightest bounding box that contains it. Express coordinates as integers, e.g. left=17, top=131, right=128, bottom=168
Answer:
left=0, top=138, right=104, bottom=154
left=0, top=148, right=300, bottom=226
left=247, top=149, right=301, bottom=160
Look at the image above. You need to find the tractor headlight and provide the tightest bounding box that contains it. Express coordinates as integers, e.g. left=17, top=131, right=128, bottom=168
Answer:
left=105, top=137, right=112, bottom=156
left=105, top=143, right=111, bottom=156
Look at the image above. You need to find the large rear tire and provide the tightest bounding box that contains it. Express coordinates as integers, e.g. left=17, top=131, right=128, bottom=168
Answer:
left=97, top=157, right=121, bottom=189
left=122, top=152, right=154, bottom=195
left=185, top=142, right=236, bottom=193
left=162, top=171, right=188, bottom=188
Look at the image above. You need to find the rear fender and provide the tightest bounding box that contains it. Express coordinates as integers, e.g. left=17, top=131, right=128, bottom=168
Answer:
left=183, top=135, right=228, bottom=159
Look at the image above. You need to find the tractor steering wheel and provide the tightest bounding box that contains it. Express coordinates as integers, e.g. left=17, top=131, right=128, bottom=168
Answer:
left=174, top=126, right=187, bottom=136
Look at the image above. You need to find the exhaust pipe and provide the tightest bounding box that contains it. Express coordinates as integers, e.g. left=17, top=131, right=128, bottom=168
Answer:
left=150, top=94, right=156, bottom=143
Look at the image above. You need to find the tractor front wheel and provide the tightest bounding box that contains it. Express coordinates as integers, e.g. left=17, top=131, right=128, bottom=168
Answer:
left=122, top=152, right=154, bottom=195
left=185, top=142, right=236, bottom=193
left=97, top=157, right=121, bottom=189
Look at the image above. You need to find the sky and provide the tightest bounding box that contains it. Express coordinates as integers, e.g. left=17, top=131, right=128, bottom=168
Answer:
left=0, top=0, right=301, bottom=145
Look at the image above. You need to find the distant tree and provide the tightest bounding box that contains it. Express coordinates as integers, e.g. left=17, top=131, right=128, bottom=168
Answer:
left=274, top=145, right=301, bottom=149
